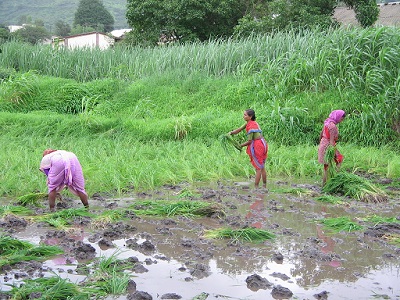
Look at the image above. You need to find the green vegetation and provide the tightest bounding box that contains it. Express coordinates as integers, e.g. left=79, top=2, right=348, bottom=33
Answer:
left=9, top=276, right=90, bottom=300
left=0, top=27, right=399, bottom=198
left=363, top=215, right=400, bottom=225
left=17, top=192, right=47, bottom=207
left=0, top=205, right=32, bottom=217
left=322, top=172, right=388, bottom=202
left=204, top=227, right=276, bottom=243
left=0, top=236, right=63, bottom=268
left=129, top=200, right=225, bottom=218
left=219, top=133, right=243, bottom=153
left=314, top=195, right=344, bottom=204
left=320, top=216, right=364, bottom=232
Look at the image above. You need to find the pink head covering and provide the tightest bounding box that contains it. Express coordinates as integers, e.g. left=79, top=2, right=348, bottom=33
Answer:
left=324, top=110, right=346, bottom=126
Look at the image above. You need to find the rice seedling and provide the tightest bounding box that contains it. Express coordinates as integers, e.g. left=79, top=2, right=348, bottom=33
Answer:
left=219, top=133, right=242, bottom=153
left=274, top=187, right=313, bottom=197
left=314, top=195, right=344, bottom=204
left=17, top=192, right=47, bottom=207
left=0, top=236, right=33, bottom=254
left=0, top=236, right=64, bottom=267
left=0, top=205, right=32, bottom=217
left=91, top=209, right=127, bottom=228
left=324, top=145, right=338, bottom=180
left=129, top=200, right=225, bottom=218
left=322, top=172, right=388, bottom=203
left=362, top=215, right=400, bottom=226
left=9, top=276, right=90, bottom=300
left=320, top=217, right=364, bottom=233
left=204, top=227, right=275, bottom=243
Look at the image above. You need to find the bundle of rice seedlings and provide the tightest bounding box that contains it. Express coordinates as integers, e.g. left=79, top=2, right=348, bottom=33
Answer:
left=10, top=276, right=87, bottom=300
left=204, top=227, right=275, bottom=243
left=92, top=209, right=126, bottom=228
left=363, top=215, right=400, bottom=225
left=0, top=236, right=33, bottom=255
left=322, top=172, right=388, bottom=203
left=0, top=205, right=32, bottom=217
left=219, top=133, right=242, bottom=153
left=324, top=145, right=338, bottom=180
left=320, top=216, right=363, bottom=233
left=17, top=192, right=47, bottom=207
left=130, top=200, right=225, bottom=218
left=314, top=195, right=344, bottom=204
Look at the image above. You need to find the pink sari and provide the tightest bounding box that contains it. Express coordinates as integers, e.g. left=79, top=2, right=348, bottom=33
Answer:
left=246, top=120, right=268, bottom=170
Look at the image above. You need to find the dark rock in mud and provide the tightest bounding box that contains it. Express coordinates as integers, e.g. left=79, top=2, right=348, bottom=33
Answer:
left=272, top=252, right=284, bottom=263
left=132, top=263, right=149, bottom=273
left=103, top=222, right=137, bottom=239
left=364, top=223, right=400, bottom=238
left=156, top=227, right=171, bottom=235
left=245, top=274, right=273, bottom=291
left=74, top=242, right=96, bottom=260
left=0, top=215, right=28, bottom=230
left=127, top=291, right=153, bottom=300
left=28, top=292, right=42, bottom=299
left=139, top=240, right=156, bottom=252
left=126, top=279, right=137, bottom=293
left=271, top=285, right=293, bottom=299
left=98, top=238, right=114, bottom=249
left=160, top=293, right=182, bottom=299
left=270, top=272, right=290, bottom=281
left=189, top=263, right=210, bottom=279
left=0, top=292, right=11, bottom=299
left=314, top=290, right=329, bottom=299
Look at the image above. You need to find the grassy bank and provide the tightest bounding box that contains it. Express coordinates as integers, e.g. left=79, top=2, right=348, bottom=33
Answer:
left=0, top=27, right=399, bottom=197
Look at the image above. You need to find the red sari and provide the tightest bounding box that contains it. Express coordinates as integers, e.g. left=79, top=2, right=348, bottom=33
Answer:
left=246, top=120, right=268, bottom=170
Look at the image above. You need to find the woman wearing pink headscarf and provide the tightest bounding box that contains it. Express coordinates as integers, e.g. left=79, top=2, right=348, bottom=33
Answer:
left=318, top=110, right=346, bottom=186
left=40, top=149, right=89, bottom=211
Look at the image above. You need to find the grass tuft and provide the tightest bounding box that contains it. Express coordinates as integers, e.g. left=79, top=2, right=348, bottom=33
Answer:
left=17, top=192, right=47, bottom=207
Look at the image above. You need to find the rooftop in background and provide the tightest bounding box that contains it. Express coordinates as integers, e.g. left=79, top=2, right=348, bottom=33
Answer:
left=334, top=2, right=400, bottom=26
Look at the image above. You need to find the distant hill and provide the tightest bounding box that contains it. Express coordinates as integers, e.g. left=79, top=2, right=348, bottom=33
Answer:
left=0, top=0, right=129, bottom=31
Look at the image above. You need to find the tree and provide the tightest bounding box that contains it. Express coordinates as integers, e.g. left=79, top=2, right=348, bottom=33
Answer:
left=0, top=25, right=10, bottom=41
left=234, top=0, right=337, bottom=36
left=126, top=0, right=247, bottom=45
left=55, top=21, right=72, bottom=37
left=342, top=0, right=379, bottom=27
left=11, top=25, right=50, bottom=45
left=74, top=0, right=114, bottom=33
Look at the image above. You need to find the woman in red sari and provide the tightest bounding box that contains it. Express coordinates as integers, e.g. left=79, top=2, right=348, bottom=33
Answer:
left=318, top=110, right=346, bottom=186
left=230, top=109, right=268, bottom=188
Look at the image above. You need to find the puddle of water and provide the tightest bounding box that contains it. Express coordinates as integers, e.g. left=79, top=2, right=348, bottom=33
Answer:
left=2, top=179, right=400, bottom=299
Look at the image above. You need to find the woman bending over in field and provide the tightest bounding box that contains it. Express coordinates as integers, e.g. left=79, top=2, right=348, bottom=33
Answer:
left=230, top=109, right=268, bottom=188
left=40, top=149, right=89, bottom=212
left=318, top=110, right=346, bottom=186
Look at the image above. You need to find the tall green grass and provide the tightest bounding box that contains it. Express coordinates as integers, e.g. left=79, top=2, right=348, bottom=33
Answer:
left=0, top=27, right=399, bottom=197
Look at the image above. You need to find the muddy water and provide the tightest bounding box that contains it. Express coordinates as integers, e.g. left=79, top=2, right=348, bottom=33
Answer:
left=3, top=178, right=400, bottom=299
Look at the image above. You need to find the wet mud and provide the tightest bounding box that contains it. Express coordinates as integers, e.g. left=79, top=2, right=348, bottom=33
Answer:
left=0, top=178, right=399, bottom=300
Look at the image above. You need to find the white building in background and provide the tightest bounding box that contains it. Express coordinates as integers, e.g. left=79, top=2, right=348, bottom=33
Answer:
left=8, top=25, right=24, bottom=32
left=53, top=32, right=115, bottom=50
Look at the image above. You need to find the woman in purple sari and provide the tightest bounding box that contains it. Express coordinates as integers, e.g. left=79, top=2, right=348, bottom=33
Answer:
left=40, top=149, right=89, bottom=211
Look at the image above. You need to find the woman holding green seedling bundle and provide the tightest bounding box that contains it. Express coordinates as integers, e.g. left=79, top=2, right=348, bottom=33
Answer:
left=40, top=149, right=89, bottom=212
left=230, top=109, right=268, bottom=188
left=318, top=110, right=346, bottom=186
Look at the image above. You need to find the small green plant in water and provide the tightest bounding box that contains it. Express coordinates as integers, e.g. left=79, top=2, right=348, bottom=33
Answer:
left=0, top=205, right=32, bottom=217
left=315, top=195, right=344, bottom=204
left=320, top=216, right=363, bottom=233
left=204, top=227, right=275, bottom=243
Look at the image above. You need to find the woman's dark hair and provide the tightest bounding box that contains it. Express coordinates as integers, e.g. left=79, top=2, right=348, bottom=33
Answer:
left=245, top=109, right=256, bottom=121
